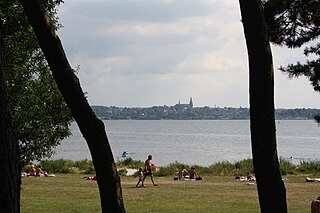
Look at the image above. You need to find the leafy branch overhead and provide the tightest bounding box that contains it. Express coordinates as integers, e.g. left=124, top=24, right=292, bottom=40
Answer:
left=2, top=0, right=73, bottom=165
left=264, top=0, right=320, bottom=92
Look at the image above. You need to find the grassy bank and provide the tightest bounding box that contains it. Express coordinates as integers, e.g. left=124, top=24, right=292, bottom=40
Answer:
left=21, top=174, right=319, bottom=212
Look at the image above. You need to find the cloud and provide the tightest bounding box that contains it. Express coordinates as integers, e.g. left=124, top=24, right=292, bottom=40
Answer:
left=57, top=0, right=320, bottom=108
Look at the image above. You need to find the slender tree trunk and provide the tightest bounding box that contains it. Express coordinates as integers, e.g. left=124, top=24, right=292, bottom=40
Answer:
left=239, top=0, right=287, bottom=212
left=0, top=21, right=21, bottom=213
left=18, top=1, right=125, bottom=212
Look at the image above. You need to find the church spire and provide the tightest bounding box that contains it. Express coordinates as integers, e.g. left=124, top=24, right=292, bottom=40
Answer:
left=189, top=97, right=193, bottom=109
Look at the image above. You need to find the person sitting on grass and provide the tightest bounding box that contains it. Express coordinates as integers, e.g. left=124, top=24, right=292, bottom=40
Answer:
left=178, top=165, right=189, bottom=180
left=86, top=175, right=97, bottom=180
left=189, top=167, right=197, bottom=179
left=36, top=165, right=48, bottom=177
left=311, top=196, right=320, bottom=213
left=246, top=172, right=256, bottom=181
left=28, top=165, right=36, bottom=177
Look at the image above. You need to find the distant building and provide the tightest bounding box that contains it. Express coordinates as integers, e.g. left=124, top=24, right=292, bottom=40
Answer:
left=174, top=97, right=193, bottom=110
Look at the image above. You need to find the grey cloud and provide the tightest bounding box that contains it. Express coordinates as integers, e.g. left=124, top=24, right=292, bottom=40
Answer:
left=56, top=1, right=320, bottom=108
left=66, top=0, right=225, bottom=22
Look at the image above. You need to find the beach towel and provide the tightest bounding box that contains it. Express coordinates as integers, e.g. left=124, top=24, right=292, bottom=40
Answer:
left=306, top=177, right=320, bottom=182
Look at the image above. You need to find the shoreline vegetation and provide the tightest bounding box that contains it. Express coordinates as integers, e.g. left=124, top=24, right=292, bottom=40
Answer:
left=21, top=158, right=320, bottom=212
left=23, top=157, right=320, bottom=177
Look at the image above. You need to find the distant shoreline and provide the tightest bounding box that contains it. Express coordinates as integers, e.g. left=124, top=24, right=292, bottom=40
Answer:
left=91, top=105, right=320, bottom=120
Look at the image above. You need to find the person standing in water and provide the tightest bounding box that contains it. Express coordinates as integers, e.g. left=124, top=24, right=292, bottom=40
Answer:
left=142, top=155, right=158, bottom=186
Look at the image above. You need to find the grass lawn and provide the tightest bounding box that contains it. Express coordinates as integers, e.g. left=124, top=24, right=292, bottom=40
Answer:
left=21, top=174, right=319, bottom=212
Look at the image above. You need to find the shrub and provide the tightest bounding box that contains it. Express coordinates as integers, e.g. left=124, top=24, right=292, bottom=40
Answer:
left=296, top=161, right=320, bottom=175
left=27, top=158, right=320, bottom=177
left=41, top=159, right=93, bottom=174
left=208, top=161, right=236, bottom=176
left=234, top=159, right=254, bottom=175
left=279, top=158, right=296, bottom=175
left=84, top=166, right=95, bottom=174
left=117, top=157, right=143, bottom=168
left=118, top=168, right=128, bottom=176
left=156, top=162, right=181, bottom=177
left=41, top=159, right=74, bottom=173
left=74, top=159, right=93, bottom=171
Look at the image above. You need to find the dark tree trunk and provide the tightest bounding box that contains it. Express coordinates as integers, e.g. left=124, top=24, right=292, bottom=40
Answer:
left=18, top=1, right=126, bottom=212
left=0, top=22, right=21, bottom=213
left=239, top=0, right=287, bottom=212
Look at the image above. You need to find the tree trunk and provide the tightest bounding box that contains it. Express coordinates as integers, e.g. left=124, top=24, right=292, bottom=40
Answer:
left=239, top=0, right=287, bottom=212
left=0, top=22, right=21, bottom=213
left=18, top=1, right=126, bottom=212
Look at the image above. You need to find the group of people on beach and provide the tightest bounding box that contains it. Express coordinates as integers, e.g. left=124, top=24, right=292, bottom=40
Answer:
left=234, top=172, right=256, bottom=181
left=136, top=155, right=158, bottom=187
left=177, top=165, right=199, bottom=180
left=136, top=155, right=203, bottom=186
left=24, top=165, right=48, bottom=177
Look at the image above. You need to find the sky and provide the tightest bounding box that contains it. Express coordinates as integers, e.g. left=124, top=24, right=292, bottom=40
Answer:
left=56, top=0, right=320, bottom=108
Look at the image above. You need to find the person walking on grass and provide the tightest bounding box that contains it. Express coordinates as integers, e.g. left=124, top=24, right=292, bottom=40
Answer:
left=136, top=167, right=144, bottom=187
left=142, top=155, right=158, bottom=186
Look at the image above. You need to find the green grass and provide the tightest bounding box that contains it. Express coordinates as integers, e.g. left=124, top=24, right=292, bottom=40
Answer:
left=21, top=174, right=319, bottom=213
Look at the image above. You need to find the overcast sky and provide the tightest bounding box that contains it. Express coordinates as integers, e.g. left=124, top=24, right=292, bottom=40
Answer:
left=56, top=0, right=320, bottom=108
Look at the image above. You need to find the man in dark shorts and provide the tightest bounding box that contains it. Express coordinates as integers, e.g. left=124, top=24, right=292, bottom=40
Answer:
left=142, top=155, right=158, bottom=186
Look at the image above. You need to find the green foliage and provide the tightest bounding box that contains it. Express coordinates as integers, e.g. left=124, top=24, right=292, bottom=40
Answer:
left=156, top=162, right=181, bottom=177
left=13, top=52, right=73, bottom=165
left=208, top=161, right=236, bottom=176
left=264, top=0, right=319, bottom=47
left=116, top=157, right=144, bottom=169
left=73, top=159, right=95, bottom=174
left=36, top=159, right=94, bottom=174
left=22, top=158, right=320, bottom=177
left=1, top=0, right=73, bottom=166
left=234, top=159, right=254, bottom=175
left=41, top=159, right=74, bottom=173
left=296, top=161, right=320, bottom=175
left=74, top=159, right=94, bottom=171
left=264, top=0, right=320, bottom=93
left=118, top=168, right=128, bottom=176
left=279, top=158, right=296, bottom=175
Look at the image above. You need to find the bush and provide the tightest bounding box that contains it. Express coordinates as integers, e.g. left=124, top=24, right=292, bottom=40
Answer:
left=208, top=161, right=236, bottom=176
left=279, top=158, right=296, bottom=175
left=118, top=168, right=128, bottom=176
left=296, top=161, right=320, bottom=175
left=41, top=159, right=74, bottom=173
left=234, top=159, right=254, bottom=175
left=156, top=162, right=181, bottom=177
left=117, top=157, right=143, bottom=169
left=26, top=158, right=320, bottom=177
left=74, top=159, right=93, bottom=171
left=40, top=159, right=94, bottom=174
left=84, top=166, right=95, bottom=174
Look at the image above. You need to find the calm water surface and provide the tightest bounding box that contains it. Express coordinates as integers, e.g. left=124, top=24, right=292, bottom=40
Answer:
left=53, top=120, right=320, bottom=166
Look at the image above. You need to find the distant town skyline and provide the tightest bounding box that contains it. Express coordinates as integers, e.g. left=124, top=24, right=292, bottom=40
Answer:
left=57, top=0, right=320, bottom=108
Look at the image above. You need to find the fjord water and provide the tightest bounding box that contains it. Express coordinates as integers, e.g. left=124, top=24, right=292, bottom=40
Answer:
left=53, top=120, right=320, bottom=166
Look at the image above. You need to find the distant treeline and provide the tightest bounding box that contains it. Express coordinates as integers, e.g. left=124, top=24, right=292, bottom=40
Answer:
left=91, top=105, right=320, bottom=120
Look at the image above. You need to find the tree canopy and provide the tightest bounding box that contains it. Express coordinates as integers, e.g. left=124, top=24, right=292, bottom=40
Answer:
left=264, top=0, right=320, bottom=91
left=1, top=0, right=73, bottom=165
